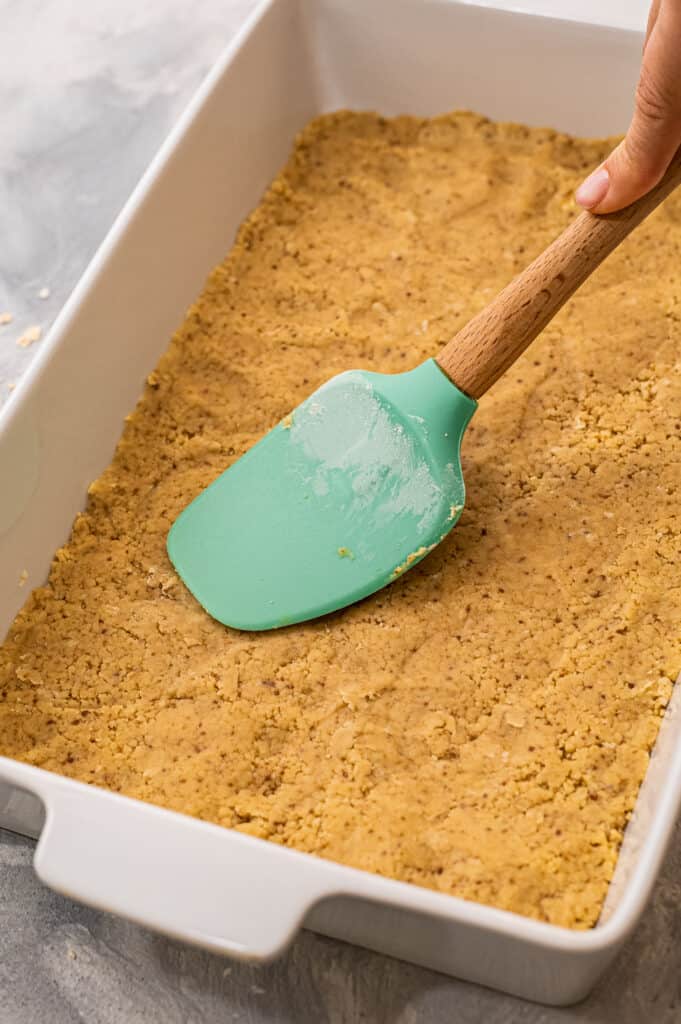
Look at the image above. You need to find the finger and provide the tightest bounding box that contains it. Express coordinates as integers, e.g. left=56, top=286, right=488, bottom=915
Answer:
left=645, top=0, right=662, bottom=50
left=577, top=2, right=681, bottom=213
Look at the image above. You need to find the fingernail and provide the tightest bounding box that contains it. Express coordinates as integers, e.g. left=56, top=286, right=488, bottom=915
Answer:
left=575, top=167, right=610, bottom=209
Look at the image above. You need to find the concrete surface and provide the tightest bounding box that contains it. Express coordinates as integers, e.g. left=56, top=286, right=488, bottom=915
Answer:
left=2, top=1, right=677, bottom=1021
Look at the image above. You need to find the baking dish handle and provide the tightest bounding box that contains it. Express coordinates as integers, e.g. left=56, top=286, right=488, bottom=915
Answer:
left=1, top=760, right=331, bottom=960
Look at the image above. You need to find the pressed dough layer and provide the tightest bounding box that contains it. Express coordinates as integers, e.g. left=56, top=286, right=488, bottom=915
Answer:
left=1, top=112, right=679, bottom=929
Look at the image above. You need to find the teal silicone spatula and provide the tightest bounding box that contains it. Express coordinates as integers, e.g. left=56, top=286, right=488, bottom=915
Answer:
left=167, top=153, right=681, bottom=630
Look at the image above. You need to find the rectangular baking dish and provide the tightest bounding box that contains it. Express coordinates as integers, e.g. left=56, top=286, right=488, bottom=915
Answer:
left=2, top=0, right=680, bottom=1006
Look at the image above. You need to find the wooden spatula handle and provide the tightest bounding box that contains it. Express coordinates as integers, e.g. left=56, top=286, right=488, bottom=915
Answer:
left=436, top=148, right=681, bottom=399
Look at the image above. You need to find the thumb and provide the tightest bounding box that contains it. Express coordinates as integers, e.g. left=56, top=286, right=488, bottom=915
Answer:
left=576, top=1, right=681, bottom=214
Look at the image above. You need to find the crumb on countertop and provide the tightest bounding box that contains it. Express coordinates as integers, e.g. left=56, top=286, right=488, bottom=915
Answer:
left=17, top=325, right=42, bottom=348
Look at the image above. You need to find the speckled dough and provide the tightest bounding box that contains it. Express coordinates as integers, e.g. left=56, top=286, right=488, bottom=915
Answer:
left=1, top=112, right=679, bottom=929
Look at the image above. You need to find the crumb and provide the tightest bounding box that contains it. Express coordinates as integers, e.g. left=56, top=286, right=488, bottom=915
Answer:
left=18, top=570, right=28, bottom=588
left=0, top=312, right=12, bottom=326
left=38, top=287, right=50, bottom=300
left=17, top=325, right=42, bottom=347
left=391, top=545, right=429, bottom=579
left=337, top=546, right=354, bottom=559
left=281, top=412, right=294, bottom=429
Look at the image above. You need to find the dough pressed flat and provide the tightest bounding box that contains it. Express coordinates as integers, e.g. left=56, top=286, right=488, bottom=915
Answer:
left=1, top=111, right=679, bottom=929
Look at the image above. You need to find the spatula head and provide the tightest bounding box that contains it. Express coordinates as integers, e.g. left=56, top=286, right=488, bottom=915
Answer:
left=167, top=359, right=476, bottom=630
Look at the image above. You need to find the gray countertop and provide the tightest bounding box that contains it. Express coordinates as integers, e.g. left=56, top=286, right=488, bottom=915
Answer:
left=1, top=1, right=678, bottom=1021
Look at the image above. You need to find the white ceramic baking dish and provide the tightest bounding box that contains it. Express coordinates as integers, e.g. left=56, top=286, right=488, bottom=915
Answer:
left=2, top=0, right=680, bottom=1006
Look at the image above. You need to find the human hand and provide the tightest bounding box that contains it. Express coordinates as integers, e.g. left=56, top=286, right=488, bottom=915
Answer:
left=576, top=0, right=681, bottom=213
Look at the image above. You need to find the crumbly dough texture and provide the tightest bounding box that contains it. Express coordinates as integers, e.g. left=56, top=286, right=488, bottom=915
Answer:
left=1, top=112, right=679, bottom=929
